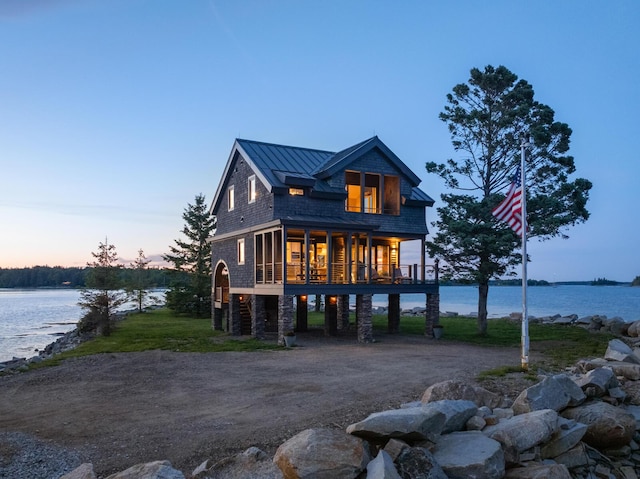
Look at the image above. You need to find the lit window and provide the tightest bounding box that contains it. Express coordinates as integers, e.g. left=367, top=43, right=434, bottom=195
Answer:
left=345, top=171, right=361, bottom=212
left=228, top=185, right=235, bottom=211
left=289, top=188, right=304, bottom=196
left=237, top=238, right=245, bottom=264
left=248, top=176, right=256, bottom=203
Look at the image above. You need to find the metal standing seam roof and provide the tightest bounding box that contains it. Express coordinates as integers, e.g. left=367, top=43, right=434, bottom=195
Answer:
left=211, top=137, right=435, bottom=213
left=236, top=139, right=335, bottom=189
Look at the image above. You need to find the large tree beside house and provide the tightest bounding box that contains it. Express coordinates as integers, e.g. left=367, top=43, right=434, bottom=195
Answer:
left=426, top=65, right=592, bottom=336
left=164, top=194, right=216, bottom=317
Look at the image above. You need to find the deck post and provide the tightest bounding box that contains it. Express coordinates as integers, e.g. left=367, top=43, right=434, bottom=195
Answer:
left=251, top=294, right=266, bottom=339
left=356, top=293, right=374, bottom=343
left=337, top=294, right=350, bottom=330
left=229, top=294, right=242, bottom=336
left=388, top=294, right=400, bottom=333
left=426, top=292, right=440, bottom=337
left=278, top=294, right=295, bottom=346
left=324, top=295, right=338, bottom=336
left=296, top=295, right=308, bottom=332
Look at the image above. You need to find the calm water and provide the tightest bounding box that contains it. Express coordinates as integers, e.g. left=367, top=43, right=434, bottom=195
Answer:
left=0, top=289, right=81, bottom=363
left=379, top=284, right=640, bottom=321
left=2, top=285, right=639, bottom=362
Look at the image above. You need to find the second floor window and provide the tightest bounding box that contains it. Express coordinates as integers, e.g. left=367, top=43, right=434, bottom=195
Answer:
left=228, top=185, right=235, bottom=211
left=346, top=171, right=389, bottom=214
left=248, top=175, right=256, bottom=203
left=237, top=238, right=245, bottom=265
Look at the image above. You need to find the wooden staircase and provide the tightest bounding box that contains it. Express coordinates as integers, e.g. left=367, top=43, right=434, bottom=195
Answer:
left=240, top=297, right=252, bottom=335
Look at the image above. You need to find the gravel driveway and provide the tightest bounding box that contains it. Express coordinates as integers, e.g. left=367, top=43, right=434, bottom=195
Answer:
left=0, top=331, right=525, bottom=477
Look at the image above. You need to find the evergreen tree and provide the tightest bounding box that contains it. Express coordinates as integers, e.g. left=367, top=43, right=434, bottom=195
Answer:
left=126, top=249, right=161, bottom=313
left=427, top=65, right=592, bottom=336
left=78, top=239, right=128, bottom=336
left=164, top=194, right=216, bottom=317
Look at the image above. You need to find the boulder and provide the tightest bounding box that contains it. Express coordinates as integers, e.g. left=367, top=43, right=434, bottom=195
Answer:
left=504, top=464, right=572, bottom=478
left=561, top=401, right=636, bottom=449
left=576, top=358, right=640, bottom=381
left=512, top=374, right=585, bottom=414
left=60, top=463, right=97, bottom=479
left=574, top=367, right=618, bottom=397
left=540, top=417, right=588, bottom=459
left=627, top=320, right=640, bottom=337
left=484, top=409, right=558, bottom=463
left=420, top=400, right=478, bottom=433
left=604, top=317, right=628, bottom=335
left=465, top=415, right=486, bottom=430
left=421, top=379, right=501, bottom=408
left=346, top=407, right=445, bottom=442
left=204, top=447, right=283, bottom=479
left=273, top=428, right=371, bottom=479
left=554, top=444, right=594, bottom=469
left=394, top=447, right=448, bottom=479
left=104, top=460, right=185, bottom=479
left=366, top=450, right=402, bottom=479
left=432, top=431, right=504, bottom=479
left=605, top=339, right=640, bottom=364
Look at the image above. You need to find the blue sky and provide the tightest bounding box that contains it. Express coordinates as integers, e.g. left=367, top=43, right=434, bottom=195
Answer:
left=1, top=0, right=638, bottom=282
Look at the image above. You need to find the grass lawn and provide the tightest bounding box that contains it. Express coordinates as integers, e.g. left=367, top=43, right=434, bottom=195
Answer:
left=36, top=308, right=613, bottom=375
left=39, top=308, right=280, bottom=366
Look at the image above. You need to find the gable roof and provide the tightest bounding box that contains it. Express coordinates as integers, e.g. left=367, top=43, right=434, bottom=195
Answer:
left=211, top=136, right=433, bottom=213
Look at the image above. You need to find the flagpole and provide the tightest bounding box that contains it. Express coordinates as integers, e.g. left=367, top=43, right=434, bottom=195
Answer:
left=521, top=140, right=529, bottom=371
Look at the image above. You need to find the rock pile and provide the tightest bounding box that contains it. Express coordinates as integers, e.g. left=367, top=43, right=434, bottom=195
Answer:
left=59, top=337, right=640, bottom=479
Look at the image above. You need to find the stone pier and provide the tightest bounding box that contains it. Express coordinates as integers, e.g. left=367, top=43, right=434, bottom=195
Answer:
left=278, top=295, right=294, bottom=346
left=356, top=294, right=373, bottom=343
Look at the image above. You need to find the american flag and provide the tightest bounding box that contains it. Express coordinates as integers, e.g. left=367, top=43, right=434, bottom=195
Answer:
left=492, top=167, right=525, bottom=237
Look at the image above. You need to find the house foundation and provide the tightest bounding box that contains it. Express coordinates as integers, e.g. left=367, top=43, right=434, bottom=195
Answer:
left=337, top=294, right=350, bottom=330
left=278, top=294, right=294, bottom=346
left=252, top=294, right=266, bottom=339
left=356, top=294, right=373, bottom=343
left=425, top=292, right=440, bottom=337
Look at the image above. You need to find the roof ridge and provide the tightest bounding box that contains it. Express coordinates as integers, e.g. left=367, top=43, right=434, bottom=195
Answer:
left=237, top=138, right=335, bottom=155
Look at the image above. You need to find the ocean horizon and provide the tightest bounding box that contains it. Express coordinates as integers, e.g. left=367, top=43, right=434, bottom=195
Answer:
left=1, top=285, right=639, bottom=362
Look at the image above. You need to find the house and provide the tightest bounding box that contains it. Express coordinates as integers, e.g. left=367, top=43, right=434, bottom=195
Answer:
left=209, top=136, right=440, bottom=344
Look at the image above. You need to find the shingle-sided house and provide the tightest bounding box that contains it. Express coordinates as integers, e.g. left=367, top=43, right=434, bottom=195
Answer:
left=209, top=136, right=440, bottom=344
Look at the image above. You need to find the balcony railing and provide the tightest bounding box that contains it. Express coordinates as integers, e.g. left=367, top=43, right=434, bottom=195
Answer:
left=284, top=262, right=437, bottom=285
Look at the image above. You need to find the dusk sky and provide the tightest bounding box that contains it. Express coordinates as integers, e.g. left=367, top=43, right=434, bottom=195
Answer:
left=1, top=1, right=638, bottom=282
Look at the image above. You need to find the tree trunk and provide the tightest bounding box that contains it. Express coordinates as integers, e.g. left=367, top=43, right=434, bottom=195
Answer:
left=477, top=282, right=489, bottom=336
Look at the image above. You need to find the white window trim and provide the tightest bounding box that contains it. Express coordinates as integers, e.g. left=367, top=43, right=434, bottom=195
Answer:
left=228, top=185, right=235, bottom=211
left=237, top=238, right=245, bottom=265
left=248, top=175, right=256, bottom=204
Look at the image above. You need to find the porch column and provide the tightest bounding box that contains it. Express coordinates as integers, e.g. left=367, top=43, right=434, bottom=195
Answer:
left=229, top=294, right=242, bottom=336
left=388, top=293, right=400, bottom=333
left=426, top=292, right=440, bottom=337
left=296, top=295, right=308, bottom=332
left=337, top=294, right=350, bottom=330
left=278, top=295, right=295, bottom=346
left=324, top=295, right=338, bottom=336
left=252, top=294, right=266, bottom=339
left=356, top=293, right=374, bottom=343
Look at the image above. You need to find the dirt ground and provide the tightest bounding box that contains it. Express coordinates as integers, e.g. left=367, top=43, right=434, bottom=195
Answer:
left=0, top=331, right=539, bottom=477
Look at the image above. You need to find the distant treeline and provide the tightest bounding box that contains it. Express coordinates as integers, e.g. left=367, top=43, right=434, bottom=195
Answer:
left=0, top=266, right=186, bottom=289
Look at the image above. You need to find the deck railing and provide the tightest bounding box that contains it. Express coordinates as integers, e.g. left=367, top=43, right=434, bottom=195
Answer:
left=284, top=262, right=438, bottom=285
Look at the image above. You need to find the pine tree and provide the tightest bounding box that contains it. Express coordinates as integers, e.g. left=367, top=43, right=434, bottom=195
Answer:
left=126, top=249, right=160, bottom=313
left=164, top=194, right=216, bottom=317
left=78, top=239, right=127, bottom=336
left=427, top=65, right=592, bottom=335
